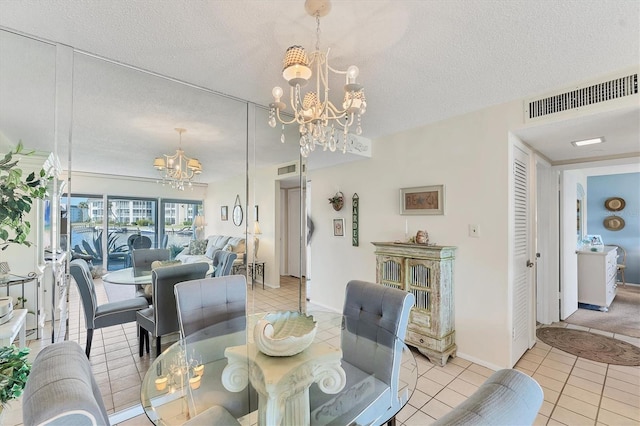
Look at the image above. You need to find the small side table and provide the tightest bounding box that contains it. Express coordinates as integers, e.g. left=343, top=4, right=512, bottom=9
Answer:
left=0, top=309, right=28, bottom=348
left=247, top=262, right=266, bottom=289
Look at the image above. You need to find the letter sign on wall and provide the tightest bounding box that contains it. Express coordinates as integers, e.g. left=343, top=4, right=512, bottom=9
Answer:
left=352, top=193, right=359, bottom=247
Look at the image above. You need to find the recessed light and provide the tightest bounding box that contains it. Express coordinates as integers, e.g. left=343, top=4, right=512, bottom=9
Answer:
left=571, top=137, right=605, bottom=147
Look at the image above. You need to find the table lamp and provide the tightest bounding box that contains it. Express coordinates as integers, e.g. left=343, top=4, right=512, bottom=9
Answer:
left=194, top=215, right=206, bottom=240
left=253, top=221, right=262, bottom=259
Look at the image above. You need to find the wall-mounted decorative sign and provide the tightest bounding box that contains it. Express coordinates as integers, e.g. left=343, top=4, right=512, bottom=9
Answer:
left=352, top=193, right=359, bottom=246
left=400, top=185, right=445, bottom=215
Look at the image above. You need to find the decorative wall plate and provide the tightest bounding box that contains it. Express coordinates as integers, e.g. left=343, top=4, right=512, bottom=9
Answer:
left=604, top=197, right=625, bottom=212
left=603, top=216, right=625, bottom=231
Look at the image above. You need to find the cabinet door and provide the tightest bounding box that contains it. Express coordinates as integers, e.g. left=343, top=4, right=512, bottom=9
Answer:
left=377, top=255, right=404, bottom=291
left=406, top=258, right=432, bottom=311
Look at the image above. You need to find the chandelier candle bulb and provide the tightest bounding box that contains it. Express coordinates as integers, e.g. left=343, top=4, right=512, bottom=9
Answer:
left=155, top=377, right=168, bottom=391
left=193, top=364, right=204, bottom=377
left=189, top=375, right=201, bottom=390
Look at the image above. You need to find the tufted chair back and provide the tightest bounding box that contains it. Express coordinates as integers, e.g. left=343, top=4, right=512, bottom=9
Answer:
left=212, top=250, right=238, bottom=277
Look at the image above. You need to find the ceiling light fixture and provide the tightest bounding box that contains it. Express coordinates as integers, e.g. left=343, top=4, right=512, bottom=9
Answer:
left=571, top=137, right=605, bottom=147
left=153, top=128, right=202, bottom=190
left=268, top=0, right=366, bottom=158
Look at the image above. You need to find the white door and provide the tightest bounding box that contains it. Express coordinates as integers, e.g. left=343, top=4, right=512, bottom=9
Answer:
left=511, top=142, right=534, bottom=366
left=535, top=159, right=560, bottom=325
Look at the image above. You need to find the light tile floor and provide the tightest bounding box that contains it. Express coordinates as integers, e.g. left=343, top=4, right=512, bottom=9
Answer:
left=3, top=277, right=640, bottom=425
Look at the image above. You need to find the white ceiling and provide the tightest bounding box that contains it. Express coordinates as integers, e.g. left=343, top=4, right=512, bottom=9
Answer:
left=0, top=0, right=638, bottom=182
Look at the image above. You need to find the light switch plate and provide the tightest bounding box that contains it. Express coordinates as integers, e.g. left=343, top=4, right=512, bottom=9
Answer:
left=469, top=224, right=480, bottom=238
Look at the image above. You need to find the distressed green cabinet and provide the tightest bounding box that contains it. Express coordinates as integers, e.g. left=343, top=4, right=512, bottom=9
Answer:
left=372, top=242, right=457, bottom=366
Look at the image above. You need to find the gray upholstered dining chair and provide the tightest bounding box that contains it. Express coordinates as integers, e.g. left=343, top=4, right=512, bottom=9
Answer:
left=132, top=248, right=171, bottom=301
left=22, top=341, right=110, bottom=426
left=309, top=280, right=415, bottom=426
left=69, top=258, right=149, bottom=358
left=211, top=250, right=238, bottom=277
left=174, top=274, right=247, bottom=338
left=137, top=262, right=209, bottom=356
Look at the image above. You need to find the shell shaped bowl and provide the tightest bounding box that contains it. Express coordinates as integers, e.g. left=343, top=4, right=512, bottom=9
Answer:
left=254, top=311, right=317, bottom=356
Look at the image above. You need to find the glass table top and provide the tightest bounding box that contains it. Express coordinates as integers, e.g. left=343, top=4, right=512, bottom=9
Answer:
left=141, top=311, right=418, bottom=425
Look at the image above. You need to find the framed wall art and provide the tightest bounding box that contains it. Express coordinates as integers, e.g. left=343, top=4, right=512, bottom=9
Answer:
left=221, top=206, right=228, bottom=221
left=333, top=218, right=345, bottom=237
left=400, top=185, right=445, bottom=215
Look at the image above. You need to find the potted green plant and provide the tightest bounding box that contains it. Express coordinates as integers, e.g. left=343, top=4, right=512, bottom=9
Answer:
left=0, top=141, right=50, bottom=251
left=0, top=345, right=30, bottom=413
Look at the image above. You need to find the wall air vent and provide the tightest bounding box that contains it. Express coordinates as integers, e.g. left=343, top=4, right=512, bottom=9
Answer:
left=526, top=73, right=637, bottom=121
left=278, top=164, right=297, bottom=175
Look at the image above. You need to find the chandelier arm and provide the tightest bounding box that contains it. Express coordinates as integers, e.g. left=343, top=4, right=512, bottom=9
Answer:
left=274, top=107, right=301, bottom=125
left=321, top=105, right=354, bottom=129
left=323, top=100, right=352, bottom=120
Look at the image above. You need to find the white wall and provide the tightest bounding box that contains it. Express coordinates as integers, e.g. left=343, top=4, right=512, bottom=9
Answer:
left=204, top=163, right=283, bottom=290
left=307, top=100, right=524, bottom=369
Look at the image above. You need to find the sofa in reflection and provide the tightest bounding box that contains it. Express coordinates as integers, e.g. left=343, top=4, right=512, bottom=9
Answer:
left=176, top=235, right=246, bottom=271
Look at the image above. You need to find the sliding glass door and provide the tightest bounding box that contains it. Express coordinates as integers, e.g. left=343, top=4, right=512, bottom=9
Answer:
left=160, top=199, right=203, bottom=259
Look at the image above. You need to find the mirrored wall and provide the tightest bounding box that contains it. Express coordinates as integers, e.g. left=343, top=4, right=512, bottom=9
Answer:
left=0, top=27, right=307, bottom=352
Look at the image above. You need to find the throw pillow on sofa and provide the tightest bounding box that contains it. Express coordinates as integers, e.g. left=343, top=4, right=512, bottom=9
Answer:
left=189, top=239, right=208, bottom=256
left=224, top=237, right=246, bottom=254
left=143, top=260, right=182, bottom=297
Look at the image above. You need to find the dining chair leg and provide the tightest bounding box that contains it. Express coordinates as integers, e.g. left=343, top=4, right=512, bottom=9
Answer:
left=156, top=336, right=162, bottom=357
left=387, top=416, right=396, bottom=426
left=139, top=326, right=145, bottom=357
left=85, top=329, right=94, bottom=358
left=145, top=331, right=150, bottom=354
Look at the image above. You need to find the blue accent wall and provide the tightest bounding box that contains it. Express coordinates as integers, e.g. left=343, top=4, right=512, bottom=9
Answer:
left=587, top=172, right=640, bottom=284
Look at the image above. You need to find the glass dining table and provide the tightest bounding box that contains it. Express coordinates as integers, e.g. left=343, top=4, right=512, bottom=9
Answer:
left=140, top=311, right=418, bottom=426
left=102, top=267, right=153, bottom=285
left=102, top=265, right=214, bottom=285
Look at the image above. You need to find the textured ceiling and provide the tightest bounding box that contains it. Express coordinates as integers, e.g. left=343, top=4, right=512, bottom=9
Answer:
left=0, top=0, right=638, bottom=181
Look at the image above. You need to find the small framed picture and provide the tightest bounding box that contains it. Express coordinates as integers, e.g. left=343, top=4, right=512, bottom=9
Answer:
left=400, top=185, right=445, bottom=215
left=333, top=218, right=345, bottom=237
left=221, top=206, right=228, bottom=221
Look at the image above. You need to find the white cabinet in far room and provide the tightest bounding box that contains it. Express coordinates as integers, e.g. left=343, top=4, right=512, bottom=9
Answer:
left=577, top=245, right=618, bottom=310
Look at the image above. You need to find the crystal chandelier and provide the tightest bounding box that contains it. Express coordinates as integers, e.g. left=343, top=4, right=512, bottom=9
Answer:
left=153, top=128, right=202, bottom=190
left=268, top=0, right=366, bottom=158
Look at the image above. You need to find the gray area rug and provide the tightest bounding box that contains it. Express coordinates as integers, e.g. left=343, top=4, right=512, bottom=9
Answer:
left=536, top=327, right=640, bottom=366
left=564, top=285, right=640, bottom=338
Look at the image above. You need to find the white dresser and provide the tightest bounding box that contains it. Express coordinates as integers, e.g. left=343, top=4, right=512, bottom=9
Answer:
left=577, top=245, right=618, bottom=309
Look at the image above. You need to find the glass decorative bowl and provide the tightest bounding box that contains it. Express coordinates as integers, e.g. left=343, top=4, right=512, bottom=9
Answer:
left=254, top=311, right=317, bottom=356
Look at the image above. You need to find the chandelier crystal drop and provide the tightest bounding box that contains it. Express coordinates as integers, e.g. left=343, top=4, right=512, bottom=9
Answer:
left=268, top=0, right=366, bottom=158
left=153, top=128, right=202, bottom=191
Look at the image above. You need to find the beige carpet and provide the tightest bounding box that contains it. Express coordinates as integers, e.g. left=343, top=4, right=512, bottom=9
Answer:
left=564, top=285, right=640, bottom=338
